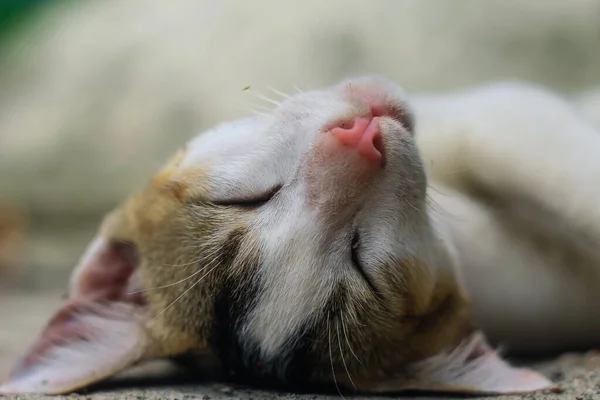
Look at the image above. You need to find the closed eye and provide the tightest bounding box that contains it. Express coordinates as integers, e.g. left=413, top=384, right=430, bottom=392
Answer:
left=211, top=184, right=282, bottom=209
left=351, top=230, right=380, bottom=296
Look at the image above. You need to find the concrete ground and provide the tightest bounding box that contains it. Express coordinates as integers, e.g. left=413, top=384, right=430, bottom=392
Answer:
left=1, top=291, right=599, bottom=400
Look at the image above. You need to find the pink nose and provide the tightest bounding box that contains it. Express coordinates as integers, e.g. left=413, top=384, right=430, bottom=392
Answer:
left=330, top=116, right=383, bottom=163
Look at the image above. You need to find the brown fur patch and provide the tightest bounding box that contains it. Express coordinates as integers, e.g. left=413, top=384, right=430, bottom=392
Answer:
left=95, top=156, right=261, bottom=361
left=97, top=161, right=473, bottom=392
left=149, top=146, right=211, bottom=203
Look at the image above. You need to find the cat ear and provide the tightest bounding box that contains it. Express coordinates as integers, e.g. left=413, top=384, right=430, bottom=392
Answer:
left=0, top=237, right=154, bottom=395
left=373, top=331, right=556, bottom=395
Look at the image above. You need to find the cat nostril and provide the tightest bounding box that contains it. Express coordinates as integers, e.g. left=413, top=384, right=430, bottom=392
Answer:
left=330, top=116, right=383, bottom=163
left=372, top=132, right=384, bottom=158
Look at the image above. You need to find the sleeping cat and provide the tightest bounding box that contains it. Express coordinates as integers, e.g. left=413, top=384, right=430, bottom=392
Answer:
left=2, top=75, right=600, bottom=396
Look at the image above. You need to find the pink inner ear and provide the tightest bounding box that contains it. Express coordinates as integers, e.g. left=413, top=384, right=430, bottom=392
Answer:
left=70, top=239, right=144, bottom=305
left=0, top=237, right=152, bottom=395
left=12, top=302, right=106, bottom=376
left=12, top=239, right=146, bottom=374
left=1, top=301, right=147, bottom=395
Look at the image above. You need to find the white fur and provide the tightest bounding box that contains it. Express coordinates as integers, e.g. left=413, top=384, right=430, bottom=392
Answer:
left=180, top=76, right=600, bottom=357
left=181, top=76, right=443, bottom=359
left=414, top=83, right=600, bottom=351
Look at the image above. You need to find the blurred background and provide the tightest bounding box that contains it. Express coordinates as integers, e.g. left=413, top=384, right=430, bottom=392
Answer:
left=0, top=0, right=599, bottom=293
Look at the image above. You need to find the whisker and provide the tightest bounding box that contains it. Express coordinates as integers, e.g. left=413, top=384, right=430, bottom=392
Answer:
left=337, top=319, right=357, bottom=390
left=127, top=247, right=223, bottom=294
left=127, top=266, right=206, bottom=294
left=427, top=184, right=452, bottom=197
left=341, top=315, right=361, bottom=364
left=293, top=84, right=304, bottom=94
left=156, top=253, right=217, bottom=268
left=404, top=198, right=421, bottom=213
left=268, top=86, right=291, bottom=99
left=230, top=102, right=271, bottom=117
left=426, top=195, right=464, bottom=223
left=156, top=243, right=223, bottom=268
left=124, top=241, right=225, bottom=269
left=327, top=315, right=345, bottom=399
left=245, top=101, right=273, bottom=112
left=238, top=106, right=270, bottom=117
left=253, top=92, right=281, bottom=107
left=151, top=263, right=220, bottom=321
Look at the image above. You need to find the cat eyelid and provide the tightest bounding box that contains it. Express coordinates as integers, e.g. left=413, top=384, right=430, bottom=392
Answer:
left=211, top=184, right=283, bottom=209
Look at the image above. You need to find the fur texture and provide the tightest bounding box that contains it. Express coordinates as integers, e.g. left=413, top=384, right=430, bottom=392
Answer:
left=4, top=75, right=600, bottom=395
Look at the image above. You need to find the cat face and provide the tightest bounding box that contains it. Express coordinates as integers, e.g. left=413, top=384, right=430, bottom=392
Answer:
left=1, top=76, right=553, bottom=395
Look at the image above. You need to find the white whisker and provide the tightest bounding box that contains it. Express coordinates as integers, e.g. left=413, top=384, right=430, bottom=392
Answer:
left=230, top=102, right=271, bottom=117
left=123, top=241, right=223, bottom=269
left=253, top=91, right=281, bottom=106
left=268, top=86, right=291, bottom=99
left=128, top=247, right=223, bottom=294
left=341, top=315, right=361, bottom=364
left=246, top=101, right=273, bottom=112
left=128, top=267, right=205, bottom=294
left=337, top=319, right=357, bottom=389
left=327, top=315, right=345, bottom=399
left=152, top=263, right=220, bottom=321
